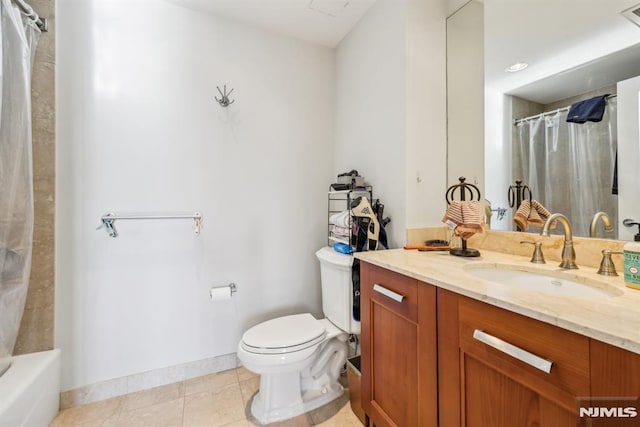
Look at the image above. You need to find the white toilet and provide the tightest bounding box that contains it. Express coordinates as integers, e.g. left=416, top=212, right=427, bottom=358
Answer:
left=237, top=247, right=360, bottom=425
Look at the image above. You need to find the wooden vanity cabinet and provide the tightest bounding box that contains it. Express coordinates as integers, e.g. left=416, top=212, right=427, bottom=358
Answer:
left=360, top=262, right=438, bottom=427
left=360, top=263, right=640, bottom=427
left=439, top=289, right=589, bottom=426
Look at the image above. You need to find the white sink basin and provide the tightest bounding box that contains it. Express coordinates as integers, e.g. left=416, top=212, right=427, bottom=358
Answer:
left=464, top=263, right=623, bottom=298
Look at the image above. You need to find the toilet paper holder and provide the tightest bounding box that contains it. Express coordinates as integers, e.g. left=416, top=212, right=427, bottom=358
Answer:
left=210, top=282, right=237, bottom=300
left=227, top=283, right=237, bottom=295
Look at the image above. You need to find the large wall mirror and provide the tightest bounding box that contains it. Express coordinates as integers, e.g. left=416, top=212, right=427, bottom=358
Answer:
left=447, top=0, right=640, bottom=240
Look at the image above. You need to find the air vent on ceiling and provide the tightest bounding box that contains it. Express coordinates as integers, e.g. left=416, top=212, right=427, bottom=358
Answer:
left=308, top=0, right=350, bottom=18
left=621, top=3, right=640, bottom=28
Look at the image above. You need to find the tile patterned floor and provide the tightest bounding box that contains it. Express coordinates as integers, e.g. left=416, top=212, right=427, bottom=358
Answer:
left=50, top=367, right=363, bottom=427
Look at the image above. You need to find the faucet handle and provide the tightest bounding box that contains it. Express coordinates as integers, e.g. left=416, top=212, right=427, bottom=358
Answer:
left=520, top=241, right=546, bottom=264
left=597, top=249, right=624, bottom=276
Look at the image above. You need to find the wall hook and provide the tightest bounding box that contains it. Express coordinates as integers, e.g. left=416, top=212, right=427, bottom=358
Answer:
left=215, top=85, right=235, bottom=107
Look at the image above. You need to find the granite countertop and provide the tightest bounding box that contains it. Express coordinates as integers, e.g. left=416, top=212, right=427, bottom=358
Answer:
left=355, top=248, right=640, bottom=354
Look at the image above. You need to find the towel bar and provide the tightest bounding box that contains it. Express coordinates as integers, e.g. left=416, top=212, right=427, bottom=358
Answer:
left=96, top=212, right=202, bottom=237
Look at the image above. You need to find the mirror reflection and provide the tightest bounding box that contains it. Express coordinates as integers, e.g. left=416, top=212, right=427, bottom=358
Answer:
left=447, top=0, right=640, bottom=240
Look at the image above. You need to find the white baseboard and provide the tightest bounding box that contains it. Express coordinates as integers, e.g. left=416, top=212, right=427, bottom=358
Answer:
left=60, top=353, right=239, bottom=409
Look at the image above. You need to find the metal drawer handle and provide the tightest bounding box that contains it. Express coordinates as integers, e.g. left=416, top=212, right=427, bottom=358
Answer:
left=473, top=329, right=553, bottom=374
left=373, top=284, right=404, bottom=303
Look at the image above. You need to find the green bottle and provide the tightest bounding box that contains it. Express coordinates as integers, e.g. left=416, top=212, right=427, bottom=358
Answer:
left=624, top=237, right=640, bottom=290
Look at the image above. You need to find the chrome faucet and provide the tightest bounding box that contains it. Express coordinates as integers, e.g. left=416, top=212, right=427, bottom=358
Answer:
left=540, top=213, right=578, bottom=269
left=589, top=211, right=613, bottom=238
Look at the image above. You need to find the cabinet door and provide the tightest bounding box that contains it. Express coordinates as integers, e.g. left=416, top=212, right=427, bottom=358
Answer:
left=360, top=262, right=437, bottom=427
left=437, top=288, right=461, bottom=426
left=589, top=340, right=640, bottom=427
left=462, top=351, right=578, bottom=426
left=441, top=290, right=589, bottom=426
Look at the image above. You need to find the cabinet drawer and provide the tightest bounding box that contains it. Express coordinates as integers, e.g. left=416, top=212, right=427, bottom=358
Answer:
left=362, top=263, right=418, bottom=322
left=458, top=297, right=589, bottom=400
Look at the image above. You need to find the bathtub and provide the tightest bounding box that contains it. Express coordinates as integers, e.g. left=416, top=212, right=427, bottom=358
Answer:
left=0, top=349, right=60, bottom=427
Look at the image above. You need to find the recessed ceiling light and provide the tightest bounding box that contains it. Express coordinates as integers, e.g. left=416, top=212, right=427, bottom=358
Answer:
left=505, top=62, right=529, bottom=73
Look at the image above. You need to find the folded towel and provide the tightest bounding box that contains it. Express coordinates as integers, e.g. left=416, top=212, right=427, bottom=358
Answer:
left=458, top=201, right=484, bottom=233
left=442, top=200, right=484, bottom=240
left=566, top=94, right=609, bottom=123
left=442, top=201, right=464, bottom=228
left=331, top=225, right=350, bottom=237
left=527, top=205, right=542, bottom=225
left=529, top=200, right=555, bottom=229
left=513, top=199, right=556, bottom=230
left=513, top=200, right=531, bottom=230
left=329, top=210, right=350, bottom=227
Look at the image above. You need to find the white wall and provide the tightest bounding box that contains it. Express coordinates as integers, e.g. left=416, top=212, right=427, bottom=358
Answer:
left=56, top=0, right=335, bottom=390
left=335, top=0, right=448, bottom=246
left=618, top=76, right=640, bottom=241
left=484, top=90, right=511, bottom=230
left=406, top=0, right=448, bottom=229
left=446, top=1, right=483, bottom=192
left=334, top=0, right=407, bottom=248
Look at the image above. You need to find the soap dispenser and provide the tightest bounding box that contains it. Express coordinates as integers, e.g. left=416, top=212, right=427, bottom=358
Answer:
left=623, top=219, right=640, bottom=290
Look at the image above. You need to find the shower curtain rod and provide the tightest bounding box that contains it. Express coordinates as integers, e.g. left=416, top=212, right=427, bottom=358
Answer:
left=13, top=0, right=47, bottom=32
left=513, top=94, right=617, bottom=125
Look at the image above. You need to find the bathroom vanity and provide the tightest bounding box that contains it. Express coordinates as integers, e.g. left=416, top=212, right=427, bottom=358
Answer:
left=357, top=248, right=640, bottom=427
left=360, top=263, right=437, bottom=427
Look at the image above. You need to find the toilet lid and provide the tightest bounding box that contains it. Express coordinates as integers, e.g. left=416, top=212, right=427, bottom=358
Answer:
left=242, top=313, right=326, bottom=354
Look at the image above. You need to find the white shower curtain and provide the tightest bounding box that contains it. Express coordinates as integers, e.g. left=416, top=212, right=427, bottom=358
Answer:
left=513, top=98, right=618, bottom=238
left=0, top=0, right=39, bottom=357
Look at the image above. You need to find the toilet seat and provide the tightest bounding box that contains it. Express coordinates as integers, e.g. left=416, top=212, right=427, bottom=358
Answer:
left=241, top=313, right=327, bottom=355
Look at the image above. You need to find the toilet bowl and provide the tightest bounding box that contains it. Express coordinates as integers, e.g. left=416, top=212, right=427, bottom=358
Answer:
left=237, top=247, right=359, bottom=425
left=237, top=313, right=348, bottom=424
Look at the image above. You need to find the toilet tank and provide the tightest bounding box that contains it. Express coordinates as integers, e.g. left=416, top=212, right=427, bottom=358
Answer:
left=315, top=247, right=360, bottom=334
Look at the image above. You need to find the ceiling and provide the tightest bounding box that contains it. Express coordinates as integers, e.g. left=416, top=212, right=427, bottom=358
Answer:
left=484, top=0, right=640, bottom=103
left=447, top=0, right=482, bottom=17
left=510, top=43, right=640, bottom=104
left=152, top=0, right=640, bottom=103
left=164, top=0, right=377, bottom=48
